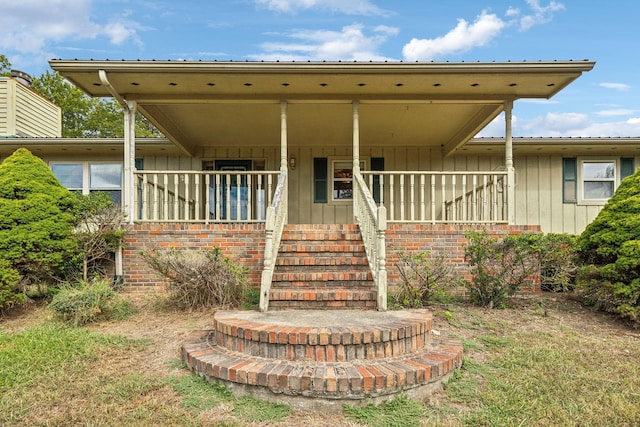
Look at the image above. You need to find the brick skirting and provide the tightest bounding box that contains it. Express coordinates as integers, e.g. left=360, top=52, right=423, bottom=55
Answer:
left=121, top=222, right=540, bottom=291
left=385, top=223, right=541, bottom=289
left=122, top=223, right=265, bottom=291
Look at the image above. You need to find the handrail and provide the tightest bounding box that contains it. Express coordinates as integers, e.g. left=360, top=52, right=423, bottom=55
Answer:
left=259, top=169, right=288, bottom=312
left=353, top=172, right=387, bottom=311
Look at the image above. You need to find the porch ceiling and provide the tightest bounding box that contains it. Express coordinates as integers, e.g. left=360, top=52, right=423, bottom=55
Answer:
left=49, top=60, right=595, bottom=156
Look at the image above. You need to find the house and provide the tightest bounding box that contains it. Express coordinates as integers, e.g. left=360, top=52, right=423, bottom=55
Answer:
left=5, top=59, right=636, bottom=311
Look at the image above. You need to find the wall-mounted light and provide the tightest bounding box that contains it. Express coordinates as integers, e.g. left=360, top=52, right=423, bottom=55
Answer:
left=289, top=156, right=296, bottom=170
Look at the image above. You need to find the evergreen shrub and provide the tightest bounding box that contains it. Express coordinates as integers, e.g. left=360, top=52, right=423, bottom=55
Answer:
left=0, top=148, right=79, bottom=294
left=576, top=169, right=640, bottom=324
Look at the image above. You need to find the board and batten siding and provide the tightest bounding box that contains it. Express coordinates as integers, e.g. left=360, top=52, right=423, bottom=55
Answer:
left=40, top=146, right=630, bottom=235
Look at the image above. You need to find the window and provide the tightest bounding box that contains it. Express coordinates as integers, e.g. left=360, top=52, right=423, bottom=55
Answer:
left=331, top=160, right=366, bottom=201
left=90, top=163, right=122, bottom=204
left=314, top=158, right=371, bottom=203
left=51, top=162, right=122, bottom=204
left=51, top=163, right=83, bottom=191
left=564, top=157, right=636, bottom=205
left=581, top=160, right=615, bottom=201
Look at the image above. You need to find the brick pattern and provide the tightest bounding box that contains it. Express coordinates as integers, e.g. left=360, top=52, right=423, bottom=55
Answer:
left=386, top=223, right=541, bottom=290
left=211, top=310, right=432, bottom=361
left=269, top=224, right=377, bottom=309
left=121, top=223, right=265, bottom=291
left=120, top=222, right=540, bottom=293
left=182, top=309, right=464, bottom=399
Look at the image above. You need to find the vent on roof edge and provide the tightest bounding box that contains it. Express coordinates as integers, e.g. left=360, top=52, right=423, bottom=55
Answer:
left=10, top=70, right=32, bottom=87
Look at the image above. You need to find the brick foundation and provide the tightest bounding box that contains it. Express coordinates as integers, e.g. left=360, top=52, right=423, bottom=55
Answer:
left=121, top=222, right=540, bottom=292
left=386, top=223, right=541, bottom=290
left=122, top=223, right=265, bottom=291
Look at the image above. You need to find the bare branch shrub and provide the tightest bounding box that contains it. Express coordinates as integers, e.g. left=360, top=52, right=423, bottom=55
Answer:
left=393, top=250, right=458, bottom=308
left=142, top=247, right=247, bottom=309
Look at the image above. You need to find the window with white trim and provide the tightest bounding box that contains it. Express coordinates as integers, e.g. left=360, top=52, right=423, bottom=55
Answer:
left=580, top=160, right=618, bottom=201
left=331, top=160, right=366, bottom=201
left=51, top=162, right=122, bottom=204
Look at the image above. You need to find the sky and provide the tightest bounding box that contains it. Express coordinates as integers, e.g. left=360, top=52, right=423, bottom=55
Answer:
left=1, top=0, right=639, bottom=138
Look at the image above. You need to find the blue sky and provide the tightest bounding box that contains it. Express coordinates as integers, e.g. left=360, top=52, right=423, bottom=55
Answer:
left=1, top=0, right=639, bottom=137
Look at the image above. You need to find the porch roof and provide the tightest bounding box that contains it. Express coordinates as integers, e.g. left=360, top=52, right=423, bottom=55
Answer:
left=49, top=60, right=595, bottom=157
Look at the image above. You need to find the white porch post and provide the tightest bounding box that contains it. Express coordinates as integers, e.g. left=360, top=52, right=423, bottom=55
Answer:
left=280, top=100, right=288, bottom=172
left=124, top=100, right=137, bottom=224
left=352, top=100, right=360, bottom=222
left=352, top=100, right=360, bottom=174
left=504, top=100, right=515, bottom=224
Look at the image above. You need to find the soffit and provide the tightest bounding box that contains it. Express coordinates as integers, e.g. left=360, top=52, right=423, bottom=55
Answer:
left=49, top=60, right=595, bottom=156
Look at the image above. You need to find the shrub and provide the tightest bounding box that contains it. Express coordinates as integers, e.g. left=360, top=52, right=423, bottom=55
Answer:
left=72, top=192, right=127, bottom=281
left=464, top=230, right=537, bottom=308
left=525, top=233, right=579, bottom=293
left=0, top=148, right=79, bottom=289
left=49, top=279, right=134, bottom=326
left=142, top=247, right=247, bottom=309
left=393, top=250, right=458, bottom=308
left=0, top=258, right=24, bottom=311
left=576, top=168, right=640, bottom=324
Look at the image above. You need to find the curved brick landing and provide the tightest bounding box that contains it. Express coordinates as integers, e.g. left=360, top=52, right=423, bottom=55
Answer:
left=182, top=309, right=463, bottom=411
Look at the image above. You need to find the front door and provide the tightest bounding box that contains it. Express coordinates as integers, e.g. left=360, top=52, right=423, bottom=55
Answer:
left=205, top=160, right=252, bottom=220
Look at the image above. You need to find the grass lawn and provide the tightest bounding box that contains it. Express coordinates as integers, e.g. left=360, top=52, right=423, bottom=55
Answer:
left=1, top=293, right=639, bottom=426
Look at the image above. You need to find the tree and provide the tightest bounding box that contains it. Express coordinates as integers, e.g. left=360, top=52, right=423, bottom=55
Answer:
left=0, top=54, right=10, bottom=76
left=31, top=70, right=161, bottom=138
left=30, top=71, right=94, bottom=137
left=576, top=169, right=640, bottom=323
left=0, top=148, right=80, bottom=289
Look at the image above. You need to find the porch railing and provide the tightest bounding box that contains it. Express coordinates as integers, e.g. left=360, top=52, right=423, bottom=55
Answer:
left=134, top=170, right=280, bottom=222
left=354, top=172, right=387, bottom=311
left=361, top=171, right=508, bottom=224
left=259, top=169, right=288, bottom=312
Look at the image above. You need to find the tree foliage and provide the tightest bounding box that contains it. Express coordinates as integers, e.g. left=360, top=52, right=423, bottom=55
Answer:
left=30, top=70, right=161, bottom=138
left=0, top=148, right=79, bottom=294
left=576, top=169, right=640, bottom=324
left=0, top=54, right=10, bottom=76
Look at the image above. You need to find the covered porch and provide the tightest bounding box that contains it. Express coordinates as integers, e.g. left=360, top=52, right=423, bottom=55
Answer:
left=50, top=59, right=595, bottom=310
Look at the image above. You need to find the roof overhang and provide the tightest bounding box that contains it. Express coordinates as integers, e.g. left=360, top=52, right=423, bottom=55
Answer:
left=49, top=60, right=595, bottom=157
left=0, top=137, right=179, bottom=157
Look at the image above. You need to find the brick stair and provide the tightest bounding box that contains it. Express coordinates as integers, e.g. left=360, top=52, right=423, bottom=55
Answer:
left=182, top=309, right=463, bottom=408
left=268, top=224, right=377, bottom=310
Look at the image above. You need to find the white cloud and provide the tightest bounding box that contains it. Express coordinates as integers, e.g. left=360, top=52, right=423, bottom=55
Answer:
left=478, top=111, right=640, bottom=137
left=596, top=109, right=638, bottom=117
left=518, top=0, right=565, bottom=31
left=252, top=23, right=398, bottom=61
left=402, top=11, right=505, bottom=61
left=0, top=0, right=143, bottom=55
left=255, top=0, right=391, bottom=16
left=599, top=82, right=631, bottom=91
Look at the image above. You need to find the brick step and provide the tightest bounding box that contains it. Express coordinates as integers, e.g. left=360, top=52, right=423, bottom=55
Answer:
left=268, top=288, right=376, bottom=309
left=274, top=266, right=370, bottom=274
left=278, top=244, right=366, bottom=253
left=272, top=282, right=373, bottom=289
left=182, top=309, right=464, bottom=400
left=275, top=257, right=369, bottom=267
left=267, top=300, right=377, bottom=310
left=272, top=271, right=372, bottom=282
